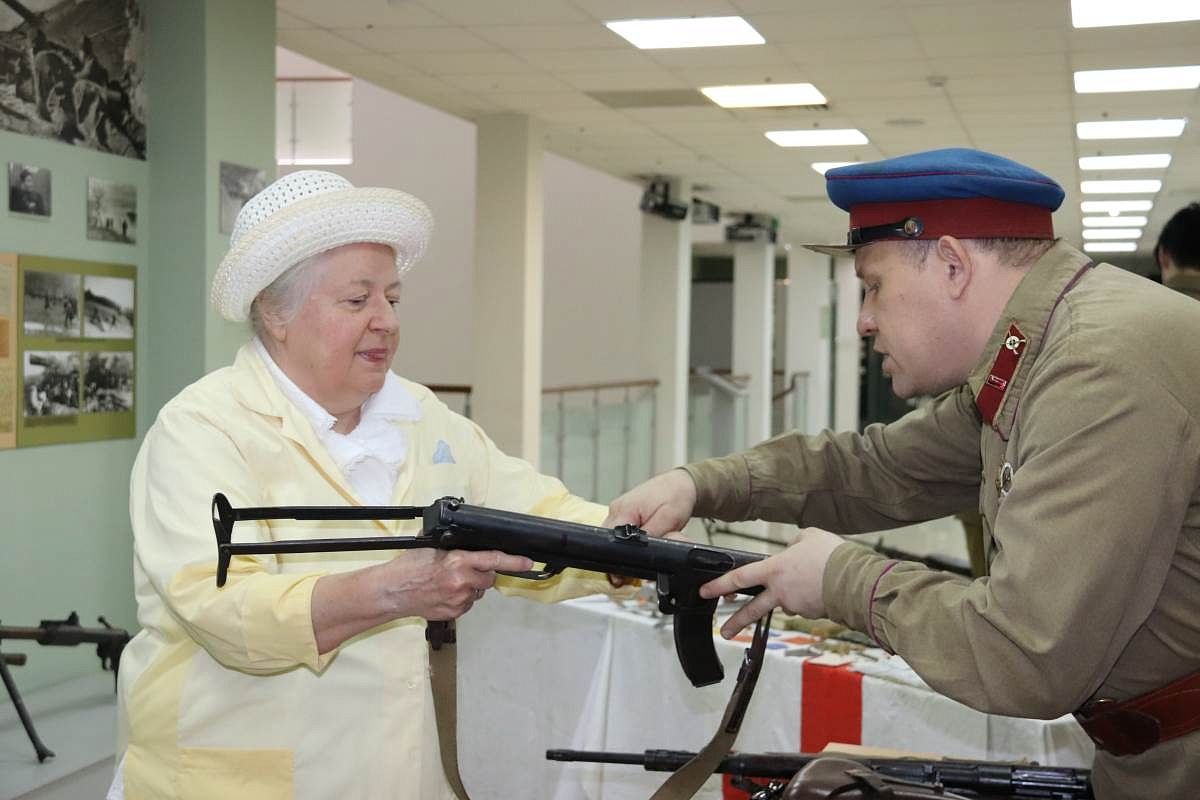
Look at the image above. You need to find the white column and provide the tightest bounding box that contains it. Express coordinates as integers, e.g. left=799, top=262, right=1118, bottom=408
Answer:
left=639, top=177, right=692, bottom=471
left=833, top=256, right=861, bottom=432
left=784, top=247, right=834, bottom=434
left=472, top=113, right=543, bottom=463
left=732, top=238, right=775, bottom=447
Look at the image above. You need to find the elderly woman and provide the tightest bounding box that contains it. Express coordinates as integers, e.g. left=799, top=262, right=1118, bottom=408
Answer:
left=111, top=171, right=625, bottom=799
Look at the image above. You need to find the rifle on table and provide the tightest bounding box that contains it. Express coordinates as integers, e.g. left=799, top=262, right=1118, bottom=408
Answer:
left=547, top=749, right=1094, bottom=799
left=0, top=611, right=131, bottom=762
left=212, top=494, right=764, bottom=687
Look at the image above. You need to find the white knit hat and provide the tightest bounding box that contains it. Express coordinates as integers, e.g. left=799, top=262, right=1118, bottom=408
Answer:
left=211, top=170, right=434, bottom=321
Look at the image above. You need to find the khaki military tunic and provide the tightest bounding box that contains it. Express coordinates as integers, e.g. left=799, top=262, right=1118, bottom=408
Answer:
left=1165, top=269, right=1200, bottom=302
left=686, top=240, right=1200, bottom=799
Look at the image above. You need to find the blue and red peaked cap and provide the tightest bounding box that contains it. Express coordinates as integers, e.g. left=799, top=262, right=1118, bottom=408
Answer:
left=802, top=148, right=1066, bottom=256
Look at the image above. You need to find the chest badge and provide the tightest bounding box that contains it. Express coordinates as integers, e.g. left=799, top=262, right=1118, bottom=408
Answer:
left=996, top=462, right=1014, bottom=500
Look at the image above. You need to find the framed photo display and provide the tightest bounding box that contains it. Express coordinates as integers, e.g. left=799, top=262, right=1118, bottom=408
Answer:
left=11, top=253, right=135, bottom=447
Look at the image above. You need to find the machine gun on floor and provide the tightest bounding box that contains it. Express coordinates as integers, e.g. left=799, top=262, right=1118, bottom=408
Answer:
left=547, top=748, right=1094, bottom=799
left=0, top=612, right=131, bottom=762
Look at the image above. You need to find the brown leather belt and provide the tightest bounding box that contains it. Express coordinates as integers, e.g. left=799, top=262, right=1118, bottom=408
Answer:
left=1075, top=668, right=1200, bottom=756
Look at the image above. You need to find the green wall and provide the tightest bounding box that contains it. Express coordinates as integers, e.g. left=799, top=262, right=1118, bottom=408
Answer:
left=0, top=0, right=274, bottom=694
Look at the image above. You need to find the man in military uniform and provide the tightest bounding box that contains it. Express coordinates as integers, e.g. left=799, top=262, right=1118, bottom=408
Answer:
left=607, top=149, right=1200, bottom=799
left=1156, top=202, right=1200, bottom=301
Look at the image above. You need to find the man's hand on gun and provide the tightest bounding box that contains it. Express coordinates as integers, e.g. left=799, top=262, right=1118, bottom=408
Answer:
left=700, top=529, right=843, bottom=639
left=603, top=468, right=698, bottom=536
left=608, top=468, right=847, bottom=639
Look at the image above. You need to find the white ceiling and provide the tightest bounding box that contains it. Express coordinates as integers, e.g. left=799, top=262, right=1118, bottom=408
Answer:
left=276, top=0, right=1200, bottom=262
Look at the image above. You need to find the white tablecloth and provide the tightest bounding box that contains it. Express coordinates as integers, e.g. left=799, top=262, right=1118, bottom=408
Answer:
left=457, top=593, right=1094, bottom=800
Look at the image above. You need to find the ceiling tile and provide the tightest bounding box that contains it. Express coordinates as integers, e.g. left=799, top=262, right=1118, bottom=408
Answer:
left=394, top=50, right=535, bottom=74
left=559, top=70, right=690, bottom=91
left=645, top=43, right=792, bottom=69
left=517, top=48, right=661, bottom=71
left=443, top=72, right=575, bottom=93
left=420, top=0, right=592, bottom=25
left=277, top=28, right=372, bottom=57
left=471, top=23, right=630, bottom=50
left=917, top=29, right=1066, bottom=59
left=278, top=0, right=448, bottom=28
left=331, top=26, right=495, bottom=51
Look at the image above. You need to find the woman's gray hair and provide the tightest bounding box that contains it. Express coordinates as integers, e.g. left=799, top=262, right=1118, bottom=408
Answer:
left=248, top=251, right=328, bottom=341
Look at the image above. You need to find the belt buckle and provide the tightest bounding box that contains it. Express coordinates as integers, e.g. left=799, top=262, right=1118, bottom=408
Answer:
left=1075, top=698, right=1161, bottom=756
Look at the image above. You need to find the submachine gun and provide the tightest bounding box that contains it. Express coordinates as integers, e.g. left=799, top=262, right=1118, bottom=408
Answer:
left=0, top=611, right=131, bottom=762
left=212, top=493, right=766, bottom=687
left=547, top=749, right=1095, bottom=799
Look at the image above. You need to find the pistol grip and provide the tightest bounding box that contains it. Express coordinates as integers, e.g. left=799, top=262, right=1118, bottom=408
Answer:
left=673, top=600, right=724, bottom=687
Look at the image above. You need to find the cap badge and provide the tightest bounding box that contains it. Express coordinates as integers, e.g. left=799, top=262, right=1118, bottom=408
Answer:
left=902, top=217, right=924, bottom=237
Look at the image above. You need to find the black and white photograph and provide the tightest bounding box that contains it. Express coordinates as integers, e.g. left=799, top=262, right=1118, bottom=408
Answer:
left=219, top=161, right=267, bottom=234
left=22, top=269, right=80, bottom=336
left=86, top=177, right=136, bottom=243
left=83, top=274, right=133, bottom=338
left=83, top=350, right=132, bottom=412
left=23, top=349, right=79, bottom=417
left=0, top=0, right=145, bottom=158
left=8, top=161, right=51, bottom=216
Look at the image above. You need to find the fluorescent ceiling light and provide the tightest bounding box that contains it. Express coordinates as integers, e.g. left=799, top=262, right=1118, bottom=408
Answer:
left=1080, top=179, right=1162, bottom=194
left=1074, top=66, right=1200, bottom=93
left=1081, top=199, right=1153, bottom=214
left=605, top=16, right=764, bottom=49
left=1077, top=119, right=1186, bottom=139
left=1083, top=215, right=1149, bottom=227
left=701, top=83, right=826, bottom=108
left=1078, top=153, right=1171, bottom=170
left=766, top=129, right=869, bottom=147
left=1083, top=228, right=1144, bottom=240
left=1071, top=0, right=1200, bottom=28
left=1084, top=242, right=1138, bottom=253
left=811, top=161, right=856, bottom=175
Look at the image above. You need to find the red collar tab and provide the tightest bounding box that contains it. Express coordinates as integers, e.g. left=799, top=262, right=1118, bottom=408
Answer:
left=848, top=197, right=1054, bottom=243
left=976, top=324, right=1028, bottom=426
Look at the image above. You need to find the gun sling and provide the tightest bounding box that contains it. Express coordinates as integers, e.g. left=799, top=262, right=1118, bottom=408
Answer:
left=1074, top=667, right=1200, bottom=756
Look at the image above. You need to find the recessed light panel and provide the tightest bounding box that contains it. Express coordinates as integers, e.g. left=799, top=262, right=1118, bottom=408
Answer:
left=1082, top=215, right=1149, bottom=227
left=766, top=129, right=869, bottom=147
left=1075, top=66, right=1200, bottom=93
left=1077, top=119, right=1186, bottom=139
left=1081, top=200, right=1154, bottom=214
left=605, top=16, right=765, bottom=49
left=1078, top=154, right=1171, bottom=170
left=1084, top=242, right=1138, bottom=253
left=1080, top=179, right=1162, bottom=194
left=701, top=83, right=826, bottom=108
left=1071, top=0, right=1200, bottom=28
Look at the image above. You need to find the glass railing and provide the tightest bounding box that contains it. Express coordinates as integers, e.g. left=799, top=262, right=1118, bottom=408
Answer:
left=539, top=380, right=658, bottom=504
left=687, top=368, right=749, bottom=462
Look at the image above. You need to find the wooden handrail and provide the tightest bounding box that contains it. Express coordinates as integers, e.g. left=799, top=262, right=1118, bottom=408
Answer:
left=542, top=378, right=659, bottom=394
left=426, top=384, right=472, bottom=395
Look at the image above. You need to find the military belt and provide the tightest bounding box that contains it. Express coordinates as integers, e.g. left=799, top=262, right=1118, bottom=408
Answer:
left=1074, top=668, right=1200, bottom=756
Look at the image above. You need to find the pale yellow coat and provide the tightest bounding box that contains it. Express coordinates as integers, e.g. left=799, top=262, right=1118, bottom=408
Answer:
left=117, top=345, right=619, bottom=799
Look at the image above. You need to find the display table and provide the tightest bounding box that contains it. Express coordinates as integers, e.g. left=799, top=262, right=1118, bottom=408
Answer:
left=458, top=593, right=1094, bottom=800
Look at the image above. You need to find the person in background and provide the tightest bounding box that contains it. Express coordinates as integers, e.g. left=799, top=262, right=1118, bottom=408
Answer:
left=1156, top=201, right=1200, bottom=300
left=608, top=149, right=1200, bottom=800
left=110, top=170, right=630, bottom=800
left=9, top=168, right=47, bottom=216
